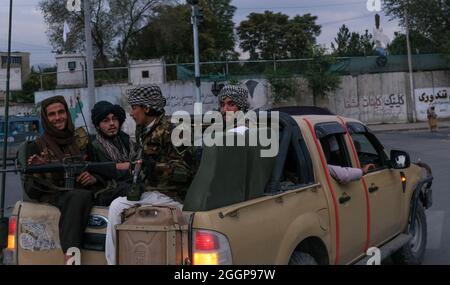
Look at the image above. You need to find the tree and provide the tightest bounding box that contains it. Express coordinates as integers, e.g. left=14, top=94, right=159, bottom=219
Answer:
left=39, top=0, right=165, bottom=66
left=39, top=0, right=115, bottom=67
left=127, top=4, right=193, bottom=63
left=202, top=0, right=237, bottom=60
left=285, top=14, right=321, bottom=58
left=331, top=25, right=375, bottom=57
left=388, top=31, right=437, bottom=55
left=303, top=46, right=341, bottom=106
left=331, top=25, right=351, bottom=56
left=237, top=11, right=290, bottom=60
left=237, top=11, right=321, bottom=60
left=383, top=0, right=450, bottom=54
left=128, top=0, right=237, bottom=63
left=110, top=0, right=168, bottom=64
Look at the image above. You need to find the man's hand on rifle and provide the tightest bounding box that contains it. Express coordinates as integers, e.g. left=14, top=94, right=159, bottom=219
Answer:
left=27, top=152, right=49, bottom=165
left=76, top=171, right=97, bottom=186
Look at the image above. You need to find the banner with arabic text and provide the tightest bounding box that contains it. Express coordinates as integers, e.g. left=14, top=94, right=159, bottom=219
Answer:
left=415, top=88, right=450, bottom=121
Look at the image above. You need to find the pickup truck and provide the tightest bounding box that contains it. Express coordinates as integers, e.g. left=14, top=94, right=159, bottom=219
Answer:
left=2, top=107, right=433, bottom=265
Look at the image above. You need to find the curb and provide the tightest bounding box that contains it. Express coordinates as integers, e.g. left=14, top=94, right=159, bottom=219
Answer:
left=370, top=125, right=450, bottom=133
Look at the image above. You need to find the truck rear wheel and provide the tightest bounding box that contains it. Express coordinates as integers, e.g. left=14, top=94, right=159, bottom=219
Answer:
left=392, top=203, right=427, bottom=265
left=288, top=251, right=318, bottom=265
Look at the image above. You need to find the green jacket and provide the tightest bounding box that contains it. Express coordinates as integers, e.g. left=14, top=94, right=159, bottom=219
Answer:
left=137, top=114, right=193, bottom=201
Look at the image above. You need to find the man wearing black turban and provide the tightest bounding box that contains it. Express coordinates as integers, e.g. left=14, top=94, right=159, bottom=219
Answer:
left=90, top=101, right=135, bottom=205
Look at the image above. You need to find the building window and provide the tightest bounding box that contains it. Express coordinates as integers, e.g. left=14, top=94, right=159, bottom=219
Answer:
left=1, top=56, right=21, bottom=68
left=142, top=70, right=149, bottom=78
left=68, top=61, right=77, bottom=71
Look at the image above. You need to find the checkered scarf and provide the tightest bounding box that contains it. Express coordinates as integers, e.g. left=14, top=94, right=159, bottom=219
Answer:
left=127, top=85, right=166, bottom=112
left=218, top=85, right=250, bottom=112
left=95, top=133, right=132, bottom=162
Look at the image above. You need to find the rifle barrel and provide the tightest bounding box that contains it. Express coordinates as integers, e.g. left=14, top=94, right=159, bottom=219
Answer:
left=0, top=161, right=118, bottom=175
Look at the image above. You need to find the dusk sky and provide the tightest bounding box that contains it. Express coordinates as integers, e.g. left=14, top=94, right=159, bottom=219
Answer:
left=0, top=0, right=401, bottom=66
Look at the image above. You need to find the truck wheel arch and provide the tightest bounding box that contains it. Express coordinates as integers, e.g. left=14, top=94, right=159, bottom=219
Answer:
left=275, top=212, right=331, bottom=264
left=290, top=237, right=330, bottom=265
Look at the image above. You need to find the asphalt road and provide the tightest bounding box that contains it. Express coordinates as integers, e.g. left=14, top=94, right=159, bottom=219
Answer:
left=376, top=129, right=450, bottom=265
left=1, top=170, right=22, bottom=217
left=1, top=128, right=449, bottom=264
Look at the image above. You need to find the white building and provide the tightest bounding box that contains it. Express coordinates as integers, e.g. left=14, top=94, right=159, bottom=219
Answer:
left=129, top=58, right=165, bottom=85
left=56, top=54, right=86, bottom=88
left=0, top=52, right=30, bottom=91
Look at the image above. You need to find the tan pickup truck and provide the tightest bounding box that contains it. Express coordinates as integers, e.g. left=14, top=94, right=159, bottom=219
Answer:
left=2, top=107, right=433, bottom=265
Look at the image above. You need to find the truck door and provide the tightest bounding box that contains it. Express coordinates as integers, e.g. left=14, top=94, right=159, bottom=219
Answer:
left=315, top=122, right=368, bottom=264
left=348, top=123, right=404, bottom=247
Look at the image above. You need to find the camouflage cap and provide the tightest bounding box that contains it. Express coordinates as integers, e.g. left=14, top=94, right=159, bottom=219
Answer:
left=218, top=85, right=250, bottom=112
left=127, top=85, right=166, bottom=112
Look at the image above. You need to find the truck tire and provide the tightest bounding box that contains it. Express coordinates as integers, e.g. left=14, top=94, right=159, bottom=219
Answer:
left=288, top=252, right=318, bottom=265
left=392, top=203, right=427, bottom=265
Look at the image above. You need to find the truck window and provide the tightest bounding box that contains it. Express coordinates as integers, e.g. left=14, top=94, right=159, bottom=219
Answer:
left=280, top=136, right=314, bottom=191
left=350, top=132, right=389, bottom=170
left=319, top=134, right=352, bottom=168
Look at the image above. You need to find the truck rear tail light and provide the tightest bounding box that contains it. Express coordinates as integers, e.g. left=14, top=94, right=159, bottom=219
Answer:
left=192, top=230, right=232, bottom=265
left=195, top=231, right=219, bottom=250
left=7, top=216, right=17, bottom=250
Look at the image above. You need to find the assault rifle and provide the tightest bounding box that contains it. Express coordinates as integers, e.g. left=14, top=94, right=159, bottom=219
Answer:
left=0, top=156, right=118, bottom=189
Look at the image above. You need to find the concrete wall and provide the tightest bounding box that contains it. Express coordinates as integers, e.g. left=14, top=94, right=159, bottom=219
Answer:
left=34, top=79, right=270, bottom=136
left=323, top=70, right=449, bottom=124
left=0, top=103, right=34, bottom=116
left=0, top=67, right=22, bottom=91
left=332, top=73, right=408, bottom=124
left=33, top=69, right=450, bottom=129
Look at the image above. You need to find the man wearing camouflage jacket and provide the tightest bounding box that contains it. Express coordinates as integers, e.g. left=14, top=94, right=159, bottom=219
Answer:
left=105, top=85, right=192, bottom=265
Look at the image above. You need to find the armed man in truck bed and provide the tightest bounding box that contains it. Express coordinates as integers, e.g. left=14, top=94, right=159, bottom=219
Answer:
left=23, top=96, right=107, bottom=263
left=105, top=85, right=193, bottom=265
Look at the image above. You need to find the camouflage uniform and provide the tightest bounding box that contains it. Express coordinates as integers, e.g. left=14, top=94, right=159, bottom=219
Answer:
left=105, top=85, right=192, bottom=264
left=137, top=113, right=192, bottom=202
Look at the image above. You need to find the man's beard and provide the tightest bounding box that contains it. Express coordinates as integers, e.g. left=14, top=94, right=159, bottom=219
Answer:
left=100, top=129, right=118, bottom=139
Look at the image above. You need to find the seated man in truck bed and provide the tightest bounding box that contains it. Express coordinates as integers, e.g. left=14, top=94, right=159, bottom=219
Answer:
left=89, top=101, right=136, bottom=206
left=105, top=85, right=193, bottom=265
left=24, top=96, right=106, bottom=263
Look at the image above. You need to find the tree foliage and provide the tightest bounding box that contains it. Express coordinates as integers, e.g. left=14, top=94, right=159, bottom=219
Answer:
left=303, top=46, right=341, bottom=106
left=127, top=0, right=237, bottom=63
left=388, top=31, right=437, bottom=55
left=331, top=24, right=375, bottom=57
left=39, top=0, right=166, bottom=66
left=237, top=11, right=321, bottom=60
left=383, top=0, right=450, bottom=54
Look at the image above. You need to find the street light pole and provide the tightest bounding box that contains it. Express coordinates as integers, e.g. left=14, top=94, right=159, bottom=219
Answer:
left=188, top=1, right=202, bottom=104
left=405, top=5, right=417, bottom=123
left=1, top=0, right=14, bottom=220
left=83, top=0, right=95, bottom=128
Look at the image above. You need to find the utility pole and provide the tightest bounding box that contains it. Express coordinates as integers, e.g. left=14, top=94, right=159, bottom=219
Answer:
left=188, top=0, right=203, bottom=104
left=1, top=0, right=13, bottom=236
left=83, top=0, right=96, bottom=126
left=405, top=5, right=417, bottom=123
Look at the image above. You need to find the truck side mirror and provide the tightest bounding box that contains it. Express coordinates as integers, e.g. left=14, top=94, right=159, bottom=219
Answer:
left=390, top=150, right=410, bottom=169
